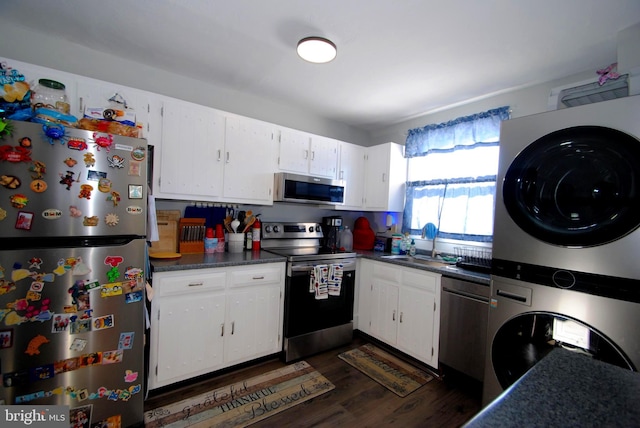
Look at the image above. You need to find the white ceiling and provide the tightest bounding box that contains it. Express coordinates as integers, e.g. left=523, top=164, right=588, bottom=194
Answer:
left=2, top=0, right=639, bottom=132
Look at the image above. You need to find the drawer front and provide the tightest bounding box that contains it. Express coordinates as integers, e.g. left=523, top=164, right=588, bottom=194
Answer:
left=228, top=264, right=284, bottom=287
left=156, top=271, right=227, bottom=297
left=372, top=261, right=402, bottom=283
left=402, top=268, right=439, bottom=293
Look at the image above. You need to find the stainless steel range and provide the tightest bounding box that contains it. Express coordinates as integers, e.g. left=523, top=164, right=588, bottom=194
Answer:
left=262, top=222, right=357, bottom=362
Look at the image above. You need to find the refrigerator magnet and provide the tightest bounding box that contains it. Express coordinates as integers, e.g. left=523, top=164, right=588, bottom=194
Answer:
left=10, top=194, right=28, bottom=209
left=128, top=160, right=141, bottom=176
left=29, top=179, right=47, bottom=193
left=128, top=184, right=143, bottom=199
left=78, top=184, right=93, bottom=199
left=83, top=152, right=96, bottom=167
left=107, top=154, right=126, bottom=168
left=131, top=146, right=146, bottom=161
left=15, top=211, right=34, bottom=230
left=0, top=329, right=13, bottom=349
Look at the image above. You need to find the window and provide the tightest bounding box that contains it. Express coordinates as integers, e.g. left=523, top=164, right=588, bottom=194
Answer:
left=402, top=106, right=510, bottom=243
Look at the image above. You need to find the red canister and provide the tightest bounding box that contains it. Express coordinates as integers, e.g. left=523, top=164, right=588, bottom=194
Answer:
left=353, top=217, right=375, bottom=250
left=252, top=218, right=261, bottom=251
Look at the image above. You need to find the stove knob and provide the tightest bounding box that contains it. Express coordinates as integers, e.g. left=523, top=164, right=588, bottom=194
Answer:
left=273, top=225, right=280, bottom=233
left=264, top=225, right=272, bottom=233
left=309, top=225, right=314, bottom=233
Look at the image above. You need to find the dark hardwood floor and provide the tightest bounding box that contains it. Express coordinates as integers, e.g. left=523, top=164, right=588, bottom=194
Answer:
left=144, top=335, right=482, bottom=427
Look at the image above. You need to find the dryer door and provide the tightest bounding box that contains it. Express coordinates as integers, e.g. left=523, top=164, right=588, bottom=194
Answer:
left=491, top=312, right=635, bottom=389
left=502, top=126, right=640, bottom=247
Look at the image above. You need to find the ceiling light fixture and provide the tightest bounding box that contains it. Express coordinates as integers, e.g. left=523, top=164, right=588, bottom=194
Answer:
left=297, top=37, right=337, bottom=64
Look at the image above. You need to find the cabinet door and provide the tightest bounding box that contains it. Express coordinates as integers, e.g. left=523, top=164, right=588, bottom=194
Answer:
left=336, top=141, right=366, bottom=210
left=278, top=128, right=311, bottom=174
left=364, top=143, right=391, bottom=210
left=224, top=116, right=276, bottom=204
left=155, top=291, right=226, bottom=386
left=224, top=284, right=282, bottom=365
left=356, top=259, right=373, bottom=333
left=158, top=99, right=225, bottom=198
left=309, top=135, right=338, bottom=178
left=397, top=284, right=437, bottom=365
left=370, top=278, right=399, bottom=344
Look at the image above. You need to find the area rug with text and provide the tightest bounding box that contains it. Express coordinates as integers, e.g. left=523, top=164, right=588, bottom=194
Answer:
left=338, top=343, right=433, bottom=397
left=144, top=361, right=334, bottom=428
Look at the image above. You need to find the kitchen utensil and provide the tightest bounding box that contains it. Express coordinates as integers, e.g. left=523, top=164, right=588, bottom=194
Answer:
left=242, top=216, right=256, bottom=233
left=231, top=219, right=240, bottom=233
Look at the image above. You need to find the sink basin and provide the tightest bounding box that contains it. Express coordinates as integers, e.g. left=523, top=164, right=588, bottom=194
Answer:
left=379, top=254, right=449, bottom=268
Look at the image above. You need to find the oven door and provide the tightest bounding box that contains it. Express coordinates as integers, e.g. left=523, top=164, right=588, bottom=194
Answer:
left=284, top=259, right=355, bottom=338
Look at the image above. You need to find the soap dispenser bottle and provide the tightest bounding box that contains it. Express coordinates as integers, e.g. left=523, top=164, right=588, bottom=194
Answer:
left=409, top=239, right=416, bottom=256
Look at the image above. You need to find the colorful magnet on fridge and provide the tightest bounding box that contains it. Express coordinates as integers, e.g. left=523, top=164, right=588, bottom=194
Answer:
left=29, top=179, right=47, bottom=193
left=15, top=211, right=34, bottom=230
left=69, top=338, right=87, bottom=351
left=125, top=290, right=143, bottom=303
left=68, top=205, right=82, bottom=218
left=0, top=174, right=21, bottom=189
left=0, top=207, right=7, bottom=221
left=42, top=208, right=62, bottom=220
left=0, top=328, right=13, bottom=349
left=105, top=213, right=119, bottom=227
left=128, top=161, right=141, bottom=176
left=0, top=145, right=31, bottom=163
left=24, top=334, right=49, bottom=356
left=28, top=258, right=43, bottom=269
left=83, top=152, right=95, bottom=167
left=82, top=216, right=99, bottom=226
left=107, top=154, right=126, bottom=168
left=78, top=184, right=93, bottom=200
left=64, top=157, right=78, bottom=167
left=9, top=194, right=28, bottom=208
left=59, top=171, right=76, bottom=190
left=131, top=146, right=146, bottom=161
left=107, top=191, right=121, bottom=207
left=29, top=160, right=46, bottom=179
left=0, top=280, right=16, bottom=296
left=98, top=177, right=112, bottom=193
left=67, top=137, right=87, bottom=151
left=93, top=132, right=113, bottom=152
left=29, top=364, right=54, bottom=382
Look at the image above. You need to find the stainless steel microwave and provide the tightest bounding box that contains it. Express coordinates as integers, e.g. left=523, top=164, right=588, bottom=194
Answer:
left=273, top=172, right=345, bottom=205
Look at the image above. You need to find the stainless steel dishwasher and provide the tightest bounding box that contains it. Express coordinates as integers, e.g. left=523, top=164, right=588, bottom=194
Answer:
left=439, top=276, right=490, bottom=381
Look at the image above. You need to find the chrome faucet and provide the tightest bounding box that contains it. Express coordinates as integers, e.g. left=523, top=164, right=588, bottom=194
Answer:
left=421, top=224, right=439, bottom=258
left=431, top=235, right=438, bottom=258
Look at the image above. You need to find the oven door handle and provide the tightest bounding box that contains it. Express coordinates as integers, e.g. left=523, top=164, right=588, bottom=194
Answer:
left=289, top=260, right=356, bottom=274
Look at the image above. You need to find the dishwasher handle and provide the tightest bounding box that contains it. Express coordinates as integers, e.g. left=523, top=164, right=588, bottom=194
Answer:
left=442, top=286, right=489, bottom=304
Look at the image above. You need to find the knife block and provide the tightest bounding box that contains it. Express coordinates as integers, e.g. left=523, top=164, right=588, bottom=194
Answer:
left=179, top=218, right=206, bottom=254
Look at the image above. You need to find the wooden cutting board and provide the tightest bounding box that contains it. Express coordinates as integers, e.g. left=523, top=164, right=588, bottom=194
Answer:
left=150, top=210, right=180, bottom=254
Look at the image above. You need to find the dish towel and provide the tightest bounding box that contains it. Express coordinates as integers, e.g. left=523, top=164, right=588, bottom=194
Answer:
left=310, top=264, right=329, bottom=300
left=328, top=263, right=343, bottom=296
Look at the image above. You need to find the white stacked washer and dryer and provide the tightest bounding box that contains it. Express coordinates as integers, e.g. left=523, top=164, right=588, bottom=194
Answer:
left=483, top=95, right=640, bottom=405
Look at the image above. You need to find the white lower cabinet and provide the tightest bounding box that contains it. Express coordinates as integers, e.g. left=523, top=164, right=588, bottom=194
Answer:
left=149, top=263, right=285, bottom=389
left=358, top=259, right=441, bottom=368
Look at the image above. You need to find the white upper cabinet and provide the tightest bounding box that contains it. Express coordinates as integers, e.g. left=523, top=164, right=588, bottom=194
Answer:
left=363, top=142, right=407, bottom=212
left=223, top=115, right=276, bottom=205
left=155, top=98, right=226, bottom=200
left=335, top=141, right=366, bottom=210
left=277, top=127, right=338, bottom=178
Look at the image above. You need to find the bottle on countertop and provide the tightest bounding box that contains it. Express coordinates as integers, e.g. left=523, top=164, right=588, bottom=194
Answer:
left=340, top=226, right=353, bottom=251
left=245, top=231, right=253, bottom=250
left=409, top=239, right=416, bottom=256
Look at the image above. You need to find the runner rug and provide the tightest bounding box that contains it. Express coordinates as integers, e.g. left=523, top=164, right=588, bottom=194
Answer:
left=338, top=343, right=434, bottom=397
left=144, top=361, right=334, bottom=428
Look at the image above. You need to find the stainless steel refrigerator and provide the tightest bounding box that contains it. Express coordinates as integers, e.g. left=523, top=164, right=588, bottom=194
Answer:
left=0, top=121, right=147, bottom=427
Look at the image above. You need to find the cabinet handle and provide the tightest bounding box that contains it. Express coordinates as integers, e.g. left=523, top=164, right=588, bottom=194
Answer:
left=392, top=310, right=396, bottom=321
left=382, top=173, right=386, bottom=183
left=400, top=312, right=403, bottom=323
left=226, top=152, right=230, bottom=163
left=217, top=149, right=222, bottom=161
left=79, top=97, right=84, bottom=115
left=252, top=276, right=265, bottom=280
left=220, top=323, right=224, bottom=337
left=311, top=151, right=315, bottom=160
left=188, top=282, right=203, bottom=287
left=339, top=170, right=344, bottom=180
left=304, top=150, right=309, bottom=160
left=231, top=321, right=235, bottom=335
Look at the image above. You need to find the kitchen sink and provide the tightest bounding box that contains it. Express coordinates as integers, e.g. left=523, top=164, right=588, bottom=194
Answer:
left=379, top=254, right=450, bottom=268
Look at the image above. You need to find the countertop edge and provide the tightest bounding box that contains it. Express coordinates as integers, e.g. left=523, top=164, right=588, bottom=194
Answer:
left=356, top=251, right=491, bottom=285
left=151, top=251, right=287, bottom=272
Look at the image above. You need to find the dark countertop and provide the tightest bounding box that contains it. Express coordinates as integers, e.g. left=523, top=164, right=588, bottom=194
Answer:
left=150, top=248, right=490, bottom=286
left=464, top=347, right=640, bottom=427
left=150, top=250, right=286, bottom=273
left=356, top=250, right=491, bottom=285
